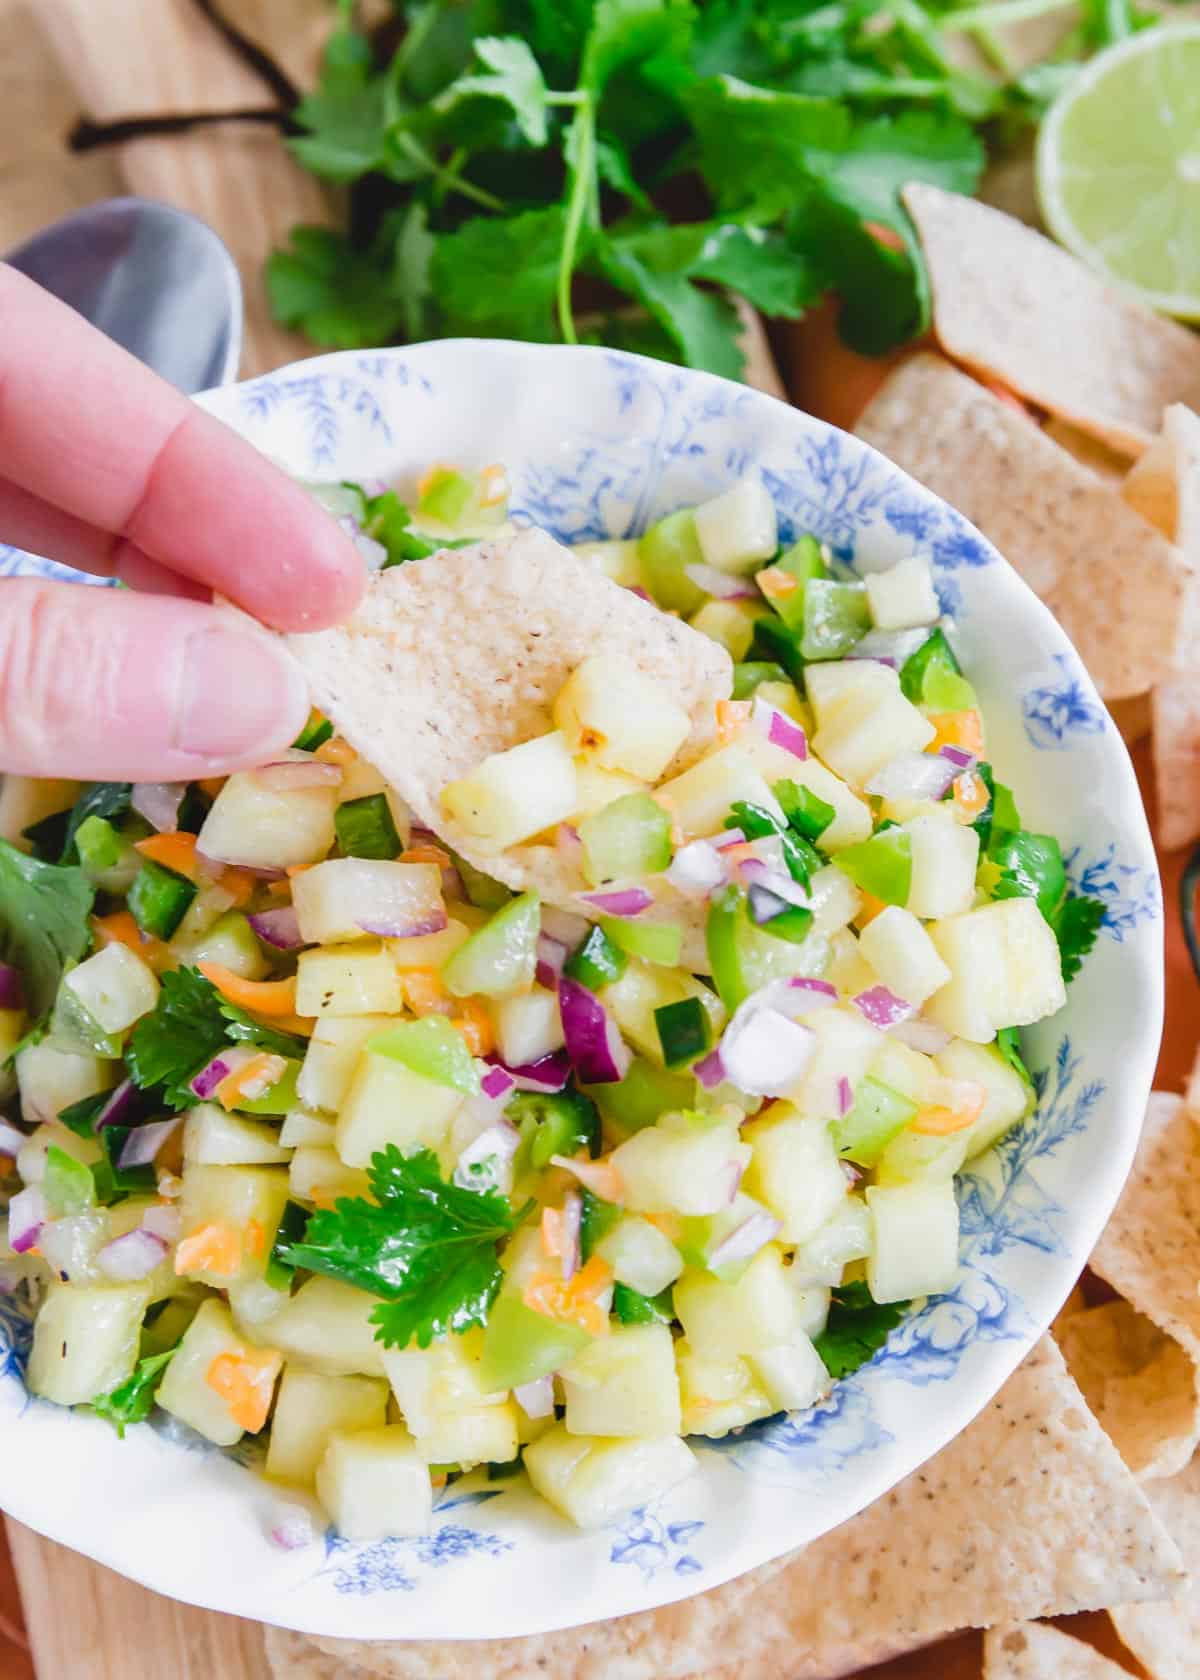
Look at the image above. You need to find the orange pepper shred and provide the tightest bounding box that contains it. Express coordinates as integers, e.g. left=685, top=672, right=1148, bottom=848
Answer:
left=205, top=1347, right=282, bottom=1433
left=926, top=709, right=985, bottom=758
left=175, top=1222, right=243, bottom=1279
left=196, top=963, right=298, bottom=1018
left=452, top=998, right=494, bottom=1057
left=134, top=831, right=199, bottom=881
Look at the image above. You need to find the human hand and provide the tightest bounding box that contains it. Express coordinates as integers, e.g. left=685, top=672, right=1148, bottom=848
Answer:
left=0, top=265, right=364, bottom=782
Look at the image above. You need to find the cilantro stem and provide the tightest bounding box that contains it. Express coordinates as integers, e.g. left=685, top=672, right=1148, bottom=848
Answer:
left=392, top=133, right=505, bottom=212
left=545, top=90, right=588, bottom=106
left=939, top=0, right=1073, bottom=30
left=557, top=96, right=595, bottom=347
left=970, top=24, right=1015, bottom=72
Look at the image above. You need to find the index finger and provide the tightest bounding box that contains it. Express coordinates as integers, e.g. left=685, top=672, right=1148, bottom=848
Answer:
left=0, top=264, right=363, bottom=632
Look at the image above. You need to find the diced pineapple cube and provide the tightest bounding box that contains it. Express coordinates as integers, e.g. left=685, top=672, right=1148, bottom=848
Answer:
left=336, top=1048, right=463, bottom=1167
left=292, top=859, right=443, bottom=945
left=674, top=1245, right=802, bottom=1355
left=562, top=1323, right=681, bottom=1438
left=812, top=678, right=936, bottom=790
left=26, top=1281, right=151, bottom=1405
left=569, top=761, right=648, bottom=821
left=749, top=1331, right=831, bottom=1412
left=742, top=1106, right=849, bottom=1242
left=610, top=1112, right=749, bottom=1217
left=183, top=1104, right=291, bottom=1166
left=864, top=557, right=940, bottom=630
left=655, top=745, right=785, bottom=841
left=553, top=656, right=692, bottom=782
left=336, top=755, right=387, bottom=802
left=288, top=1146, right=370, bottom=1206
left=16, top=1040, right=117, bottom=1127
left=904, top=809, right=979, bottom=919
left=827, top=929, right=879, bottom=997
left=572, top=537, right=645, bottom=590
left=415, top=1402, right=521, bottom=1468
left=316, top=1427, right=433, bottom=1540
left=297, top=1012, right=395, bottom=1113
left=804, top=657, right=897, bottom=720
left=269, top=1278, right=387, bottom=1376
left=755, top=682, right=810, bottom=725
left=858, top=905, right=952, bottom=1006
left=386, top=919, right=472, bottom=972
left=197, top=772, right=337, bottom=869
left=524, top=1424, right=696, bottom=1529
left=493, top=986, right=564, bottom=1068
left=738, top=734, right=872, bottom=851
left=604, top=960, right=724, bottom=1065
left=792, top=1007, right=883, bottom=1122
left=688, top=600, right=760, bottom=661
left=874, top=1127, right=969, bottom=1187
left=266, top=1367, right=389, bottom=1486
left=178, top=1165, right=290, bottom=1287
left=0, top=775, right=77, bottom=847
left=61, top=944, right=159, bottom=1036
left=866, top=1181, right=960, bottom=1304
left=441, top=732, right=578, bottom=850
left=926, top=898, right=1066, bottom=1044
left=675, top=1342, right=775, bottom=1436
left=157, top=1298, right=280, bottom=1447
left=791, top=1196, right=872, bottom=1286
left=693, top=477, right=778, bottom=574
left=867, top=1038, right=937, bottom=1107
left=804, top=865, right=862, bottom=938
left=382, top=1328, right=506, bottom=1438
left=278, top=1107, right=338, bottom=1148
left=295, top=944, right=405, bottom=1018
left=595, top=1216, right=684, bottom=1297
left=935, top=1039, right=1032, bottom=1159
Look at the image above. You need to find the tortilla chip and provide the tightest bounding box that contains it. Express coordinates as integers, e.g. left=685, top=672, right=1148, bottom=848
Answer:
left=902, top=185, right=1200, bottom=457
left=1107, top=694, right=1153, bottom=750
left=1110, top=1455, right=1200, bottom=1680
left=265, top=1625, right=375, bottom=1679
left=854, top=354, right=1187, bottom=697
left=984, top=1621, right=1130, bottom=1679
left=1091, top=1094, right=1200, bottom=1364
left=1043, top=418, right=1134, bottom=485
left=285, top=527, right=730, bottom=954
left=301, top=1339, right=1182, bottom=1680
left=1052, top=1281, right=1090, bottom=1339
left=1057, top=1300, right=1200, bottom=1481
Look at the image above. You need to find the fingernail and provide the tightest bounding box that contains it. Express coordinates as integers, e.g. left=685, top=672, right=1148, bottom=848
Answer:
left=174, top=626, right=309, bottom=764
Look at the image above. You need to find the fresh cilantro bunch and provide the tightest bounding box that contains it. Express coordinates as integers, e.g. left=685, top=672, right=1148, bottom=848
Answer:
left=279, top=1145, right=528, bottom=1349
left=814, top=1280, right=909, bottom=1378
left=126, top=967, right=308, bottom=1109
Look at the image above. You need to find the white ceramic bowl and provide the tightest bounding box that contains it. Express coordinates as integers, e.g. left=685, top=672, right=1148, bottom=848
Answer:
left=0, top=342, right=1162, bottom=1639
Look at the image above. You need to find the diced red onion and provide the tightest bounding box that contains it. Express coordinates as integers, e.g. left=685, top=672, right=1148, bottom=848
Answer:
left=853, top=985, right=916, bottom=1030
left=513, top=1374, right=555, bottom=1420
left=629, top=586, right=653, bottom=603
left=708, top=1209, right=782, bottom=1272
left=746, top=882, right=801, bottom=926
left=7, top=1185, right=45, bottom=1254
left=97, top=1227, right=168, bottom=1282
left=889, top=1018, right=953, bottom=1054
left=357, top=910, right=448, bottom=939
left=536, top=933, right=569, bottom=991
left=557, top=978, right=631, bottom=1085
left=752, top=696, right=808, bottom=760
left=788, top=977, right=839, bottom=1005
left=0, top=1118, right=26, bottom=1159
left=142, top=1204, right=182, bottom=1244
left=847, top=627, right=931, bottom=665
left=485, top=1051, right=571, bottom=1094
left=736, top=859, right=809, bottom=909
left=842, top=1160, right=863, bottom=1186
left=268, top=1502, right=318, bottom=1552
left=190, top=1050, right=246, bottom=1102
left=480, top=1065, right=516, bottom=1102
left=247, top=908, right=304, bottom=950
left=131, top=781, right=186, bottom=834
left=693, top=1048, right=726, bottom=1090
left=117, top=1118, right=181, bottom=1170
left=196, top=849, right=286, bottom=879
left=578, top=887, right=654, bottom=918
left=683, top=561, right=758, bottom=600
left=556, top=824, right=583, bottom=867
left=720, top=1159, right=746, bottom=1208
left=540, top=906, right=589, bottom=949
left=715, top=829, right=746, bottom=851
left=719, top=1003, right=817, bottom=1098
left=97, top=1078, right=145, bottom=1130
left=939, top=744, right=976, bottom=770
left=0, top=963, right=25, bottom=1011
left=844, top=652, right=898, bottom=669
left=836, top=1075, right=853, bottom=1117
left=666, top=839, right=726, bottom=895
left=866, top=752, right=957, bottom=803
left=453, top=1120, right=520, bottom=1194
left=560, top=1190, right=583, bottom=1282
left=253, top=754, right=343, bottom=791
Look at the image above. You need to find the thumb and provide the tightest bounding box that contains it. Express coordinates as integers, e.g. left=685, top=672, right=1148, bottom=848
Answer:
left=0, top=579, right=311, bottom=780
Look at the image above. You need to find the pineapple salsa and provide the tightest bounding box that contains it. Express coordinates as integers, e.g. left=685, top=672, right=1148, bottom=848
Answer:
left=0, top=465, right=1104, bottom=1543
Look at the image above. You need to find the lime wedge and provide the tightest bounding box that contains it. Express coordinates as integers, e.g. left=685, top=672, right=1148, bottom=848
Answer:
left=1036, top=23, right=1200, bottom=319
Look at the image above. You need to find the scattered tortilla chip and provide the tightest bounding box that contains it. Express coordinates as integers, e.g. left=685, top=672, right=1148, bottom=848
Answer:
left=1043, top=418, right=1133, bottom=484
left=902, top=185, right=1200, bottom=457
left=1057, top=1300, right=1200, bottom=1480
left=284, top=527, right=730, bottom=951
left=1110, top=1455, right=1200, bottom=1680
left=300, top=1339, right=1182, bottom=1680
left=854, top=354, right=1187, bottom=697
left=1091, top=1094, right=1200, bottom=1364
left=984, top=1621, right=1130, bottom=1679
left=265, top=1626, right=375, bottom=1680
left=1121, top=405, right=1200, bottom=849
left=1107, top=694, right=1153, bottom=750
left=1052, top=1280, right=1090, bottom=1339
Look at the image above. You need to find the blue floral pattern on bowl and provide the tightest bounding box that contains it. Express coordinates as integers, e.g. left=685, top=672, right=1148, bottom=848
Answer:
left=0, top=342, right=1161, bottom=1642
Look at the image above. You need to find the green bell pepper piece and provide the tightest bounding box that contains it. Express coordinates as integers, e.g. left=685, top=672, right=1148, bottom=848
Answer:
left=334, top=793, right=401, bottom=859
left=612, top=1283, right=675, bottom=1325
left=584, top=1057, right=694, bottom=1137
left=564, top=925, right=628, bottom=990
left=638, top=508, right=707, bottom=616
left=368, top=1018, right=481, bottom=1095
left=579, top=794, right=672, bottom=886
left=443, top=891, right=540, bottom=999
left=899, top=628, right=976, bottom=711
left=479, top=1293, right=592, bottom=1390
left=799, top=579, right=870, bottom=661
left=830, top=1076, right=917, bottom=1166
left=598, top=916, right=682, bottom=968
left=834, top=828, right=912, bottom=906
left=731, top=661, right=789, bottom=700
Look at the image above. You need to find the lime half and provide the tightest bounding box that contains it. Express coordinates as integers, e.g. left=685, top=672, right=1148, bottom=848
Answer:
left=1036, top=23, right=1200, bottom=319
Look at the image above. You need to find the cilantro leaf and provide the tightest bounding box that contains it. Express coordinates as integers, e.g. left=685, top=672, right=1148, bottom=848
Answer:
left=432, top=36, right=549, bottom=146
left=814, top=1281, right=909, bottom=1379
left=431, top=206, right=569, bottom=340
left=597, top=229, right=745, bottom=378
left=288, top=24, right=388, bottom=182
left=995, top=1025, right=1033, bottom=1089
left=91, top=1349, right=176, bottom=1439
left=218, top=1001, right=309, bottom=1061
left=278, top=1146, right=521, bottom=1350
left=267, top=228, right=407, bottom=351
left=126, top=967, right=228, bottom=1108
left=1051, top=894, right=1106, bottom=985
left=0, top=839, right=94, bottom=1020
left=989, top=831, right=1067, bottom=921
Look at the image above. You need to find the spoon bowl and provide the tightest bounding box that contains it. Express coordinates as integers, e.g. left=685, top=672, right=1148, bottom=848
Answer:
left=5, top=197, right=242, bottom=394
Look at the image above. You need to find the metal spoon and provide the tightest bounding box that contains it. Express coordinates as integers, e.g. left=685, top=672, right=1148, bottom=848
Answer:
left=5, top=196, right=243, bottom=394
